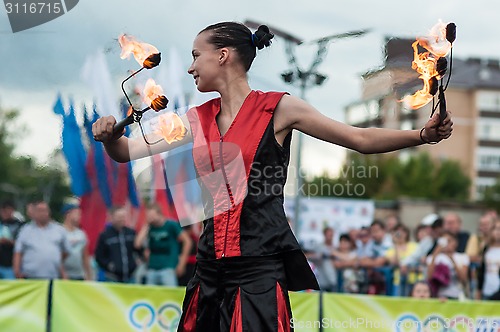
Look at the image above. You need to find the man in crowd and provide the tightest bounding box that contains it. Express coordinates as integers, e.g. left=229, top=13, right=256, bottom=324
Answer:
left=95, top=206, right=137, bottom=283
left=62, top=203, right=92, bottom=280
left=134, top=204, right=192, bottom=286
left=0, top=201, right=23, bottom=279
left=443, top=212, right=470, bottom=253
left=13, top=200, right=69, bottom=279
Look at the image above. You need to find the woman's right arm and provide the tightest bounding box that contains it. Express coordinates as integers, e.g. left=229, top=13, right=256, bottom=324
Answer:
left=92, top=114, right=193, bottom=163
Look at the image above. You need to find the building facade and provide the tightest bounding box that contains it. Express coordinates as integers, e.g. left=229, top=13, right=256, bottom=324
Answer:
left=345, top=38, right=500, bottom=200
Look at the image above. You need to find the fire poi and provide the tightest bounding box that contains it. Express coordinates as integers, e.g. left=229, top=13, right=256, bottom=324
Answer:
left=402, top=21, right=456, bottom=123
left=112, top=34, right=186, bottom=145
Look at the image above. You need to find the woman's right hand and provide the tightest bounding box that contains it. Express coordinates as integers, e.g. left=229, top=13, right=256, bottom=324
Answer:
left=92, top=116, right=124, bottom=142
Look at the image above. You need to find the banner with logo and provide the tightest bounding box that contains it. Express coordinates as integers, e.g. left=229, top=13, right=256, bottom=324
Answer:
left=322, top=293, right=500, bottom=331
left=289, top=291, right=320, bottom=332
left=51, top=280, right=185, bottom=332
left=285, top=197, right=374, bottom=250
left=0, top=280, right=49, bottom=332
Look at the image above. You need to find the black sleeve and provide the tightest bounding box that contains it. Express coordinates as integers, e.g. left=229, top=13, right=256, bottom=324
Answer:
left=95, top=232, right=110, bottom=271
left=477, top=245, right=488, bottom=292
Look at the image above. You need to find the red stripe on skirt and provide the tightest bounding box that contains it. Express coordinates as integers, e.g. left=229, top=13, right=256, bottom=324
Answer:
left=230, top=288, right=243, bottom=332
left=181, top=284, right=200, bottom=332
left=277, top=283, right=291, bottom=332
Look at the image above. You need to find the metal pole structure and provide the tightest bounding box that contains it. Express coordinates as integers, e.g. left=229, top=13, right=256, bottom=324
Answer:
left=293, top=79, right=307, bottom=233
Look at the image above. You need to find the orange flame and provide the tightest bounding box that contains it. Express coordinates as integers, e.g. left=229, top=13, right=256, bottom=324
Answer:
left=402, top=21, right=452, bottom=110
left=142, top=78, right=164, bottom=106
left=156, top=113, right=187, bottom=144
left=118, top=34, right=159, bottom=67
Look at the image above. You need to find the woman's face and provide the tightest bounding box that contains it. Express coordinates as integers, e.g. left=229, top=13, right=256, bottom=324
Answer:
left=411, top=283, right=431, bottom=298
left=188, top=31, right=222, bottom=92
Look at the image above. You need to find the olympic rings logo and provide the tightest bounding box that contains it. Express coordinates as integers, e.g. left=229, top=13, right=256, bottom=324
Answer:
left=395, top=314, right=500, bottom=332
left=128, top=302, right=182, bottom=331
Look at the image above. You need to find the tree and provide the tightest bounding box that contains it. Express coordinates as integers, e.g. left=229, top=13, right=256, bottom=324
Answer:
left=0, top=104, right=71, bottom=220
left=304, top=152, right=470, bottom=201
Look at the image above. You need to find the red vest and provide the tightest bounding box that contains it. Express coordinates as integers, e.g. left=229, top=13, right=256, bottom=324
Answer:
left=187, top=90, right=318, bottom=291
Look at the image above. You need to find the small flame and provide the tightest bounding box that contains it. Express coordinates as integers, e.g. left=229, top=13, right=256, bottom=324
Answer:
left=156, top=113, right=187, bottom=144
left=119, top=34, right=159, bottom=67
left=143, top=78, right=164, bottom=106
left=126, top=106, right=133, bottom=117
left=402, top=21, right=452, bottom=110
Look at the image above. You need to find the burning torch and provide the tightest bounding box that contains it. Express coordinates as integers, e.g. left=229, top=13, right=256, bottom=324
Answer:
left=113, top=35, right=169, bottom=138
left=403, top=21, right=456, bottom=124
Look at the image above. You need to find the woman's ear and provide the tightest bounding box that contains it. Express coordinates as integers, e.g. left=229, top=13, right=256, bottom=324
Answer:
left=218, top=48, right=229, bottom=65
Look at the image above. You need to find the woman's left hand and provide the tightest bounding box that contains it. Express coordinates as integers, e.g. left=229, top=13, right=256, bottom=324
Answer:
left=422, top=111, right=453, bottom=143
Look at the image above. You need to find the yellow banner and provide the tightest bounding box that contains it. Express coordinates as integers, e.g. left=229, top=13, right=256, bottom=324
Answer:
left=51, top=280, right=185, bottom=332
left=289, top=291, right=320, bottom=332
left=321, top=293, right=500, bottom=331
left=0, top=280, right=49, bottom=332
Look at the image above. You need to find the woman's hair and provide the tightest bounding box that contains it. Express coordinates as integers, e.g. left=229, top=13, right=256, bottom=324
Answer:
left=199, top=22, right=274, bottom=71
left=410, top=280, right=432, bottom=297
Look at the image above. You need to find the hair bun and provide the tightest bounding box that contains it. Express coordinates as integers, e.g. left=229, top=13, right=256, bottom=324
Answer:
left=253, top=25, right=274, bottom=50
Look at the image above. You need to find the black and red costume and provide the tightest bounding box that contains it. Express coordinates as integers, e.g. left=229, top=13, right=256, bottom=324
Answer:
left=178, top=90, right=319, bottom=332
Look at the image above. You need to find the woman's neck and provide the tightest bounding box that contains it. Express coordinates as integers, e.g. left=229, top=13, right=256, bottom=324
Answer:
left=218, top=77, right=252, bottom=117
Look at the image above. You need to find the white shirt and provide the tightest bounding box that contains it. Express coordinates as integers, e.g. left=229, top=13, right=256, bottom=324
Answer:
left=483, top=247, right=500, bottom=297
left=427, top=252, right=470, bottom=298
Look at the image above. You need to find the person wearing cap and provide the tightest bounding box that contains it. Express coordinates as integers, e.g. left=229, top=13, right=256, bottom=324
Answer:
left=62, top=204, right=92, bottom=280
left=0, top=200, right=23, bottom=279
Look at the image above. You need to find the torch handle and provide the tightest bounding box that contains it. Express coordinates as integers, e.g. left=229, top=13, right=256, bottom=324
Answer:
left=438, top=85, right=447, bottom=124
left=113, top=114, right=134, bottom=135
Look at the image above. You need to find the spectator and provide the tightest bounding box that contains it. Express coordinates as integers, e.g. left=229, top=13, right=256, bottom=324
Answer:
left=400, top=214, right=440, bottom=273
left=359, top=220, right=393, bottom=268
left=134, top=204, right=192, bottom=287
left=95, top=206, right=137, bottom=283
left=384, top=224, right=418, bottom=295
left=355, top=227, right=372, bottom=259
left=13, top=200, right=69, bottom=279
left=477, top=220, right=500, bottom=300
left=384, top=214, right=401, bottom=235
left=62, top=204, right=92, bottom=281
left=426, top=231, right=469, bottom=299
left=332, top=234, right=359, bottom=293
left=466, top=213, right=495, bottom=263
left=410, top=280, right=431, bottom=298
left=443, top=212, right=470, bottom=253
left=0, top=200, right=23, bottom=279
left=308, top=227, right=337, bottom=291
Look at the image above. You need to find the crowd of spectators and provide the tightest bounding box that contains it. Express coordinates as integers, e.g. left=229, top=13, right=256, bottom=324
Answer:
left=305, top=211, right=500, bottom=301
left=1, top=198, right=499, bottom=301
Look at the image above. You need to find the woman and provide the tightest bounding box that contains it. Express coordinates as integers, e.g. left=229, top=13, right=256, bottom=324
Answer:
left=426, top=231, right=469, bottom=300
left=93, top=22, right=453, bottom=331
left=477, top=219, right=500, bottom=300
left=384, top=224, right=418, bottom=296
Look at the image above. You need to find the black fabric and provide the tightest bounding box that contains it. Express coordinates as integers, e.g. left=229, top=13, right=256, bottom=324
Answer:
left=95, top=225, right=137, bottom=281
left=178, top=254, right=293, bottom=332
left=0, top=218, right=23, bottom=267
left=456, top=231, right=470, bottom=253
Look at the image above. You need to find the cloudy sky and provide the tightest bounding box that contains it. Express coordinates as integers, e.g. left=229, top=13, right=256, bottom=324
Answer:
left=1, top=0, right=499, bottom=177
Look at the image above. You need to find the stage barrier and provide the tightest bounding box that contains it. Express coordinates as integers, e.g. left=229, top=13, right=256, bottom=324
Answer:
left=0, top=280, right=49, bottom=332
left=1, top=280, right=499, bottom=332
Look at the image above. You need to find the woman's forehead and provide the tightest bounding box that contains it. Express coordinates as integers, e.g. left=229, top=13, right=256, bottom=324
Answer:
left=192, top=31, right=211, bottom=49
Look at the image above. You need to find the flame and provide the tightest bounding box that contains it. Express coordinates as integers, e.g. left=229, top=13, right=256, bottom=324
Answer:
left=402, top=21, right=452, bottom=110
left=156, top=113, right=187, bottom=144
left=126, top=106, right=133, bottom=117
left=142, top=78, right=164, bottom=106
left=118, top=34, right=159, bottom=67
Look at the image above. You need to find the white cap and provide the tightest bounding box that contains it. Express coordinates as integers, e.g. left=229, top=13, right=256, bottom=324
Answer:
left=421, top=213, right=440, bottom=226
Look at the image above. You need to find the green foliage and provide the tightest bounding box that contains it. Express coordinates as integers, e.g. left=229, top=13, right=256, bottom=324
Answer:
left=304, top=152, right=470, bottom=201
left=481, top=178, right=500, bottom=213
left=0, top=104, right=71, bottom=221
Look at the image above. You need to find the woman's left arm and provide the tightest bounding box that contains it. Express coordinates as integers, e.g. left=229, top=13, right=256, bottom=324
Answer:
left=274, top=95, right=453, bottom=154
